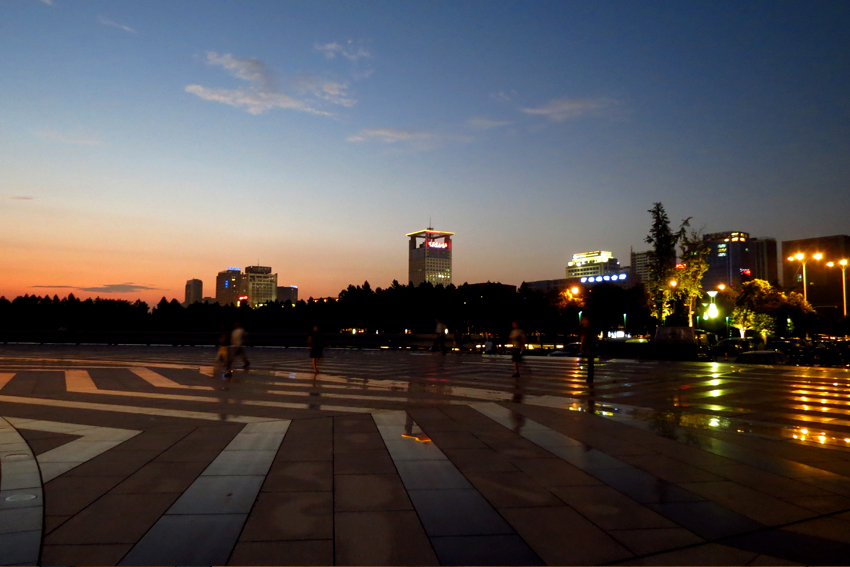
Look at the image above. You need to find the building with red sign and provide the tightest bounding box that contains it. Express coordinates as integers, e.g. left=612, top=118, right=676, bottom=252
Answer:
left=407, top=228, right=453, bottom=287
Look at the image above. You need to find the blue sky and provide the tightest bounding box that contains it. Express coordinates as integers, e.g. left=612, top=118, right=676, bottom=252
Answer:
left=2, top=0, right=849, bottom=301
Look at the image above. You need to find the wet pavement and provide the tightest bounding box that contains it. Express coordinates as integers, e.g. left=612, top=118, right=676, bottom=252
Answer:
left=1, top=344, right=850, bottom=565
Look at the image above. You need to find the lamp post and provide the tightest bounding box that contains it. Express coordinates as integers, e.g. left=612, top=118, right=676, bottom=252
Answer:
left=787, top=252, right=822, bottom=302
left=827, top=259, right=848, bottom=317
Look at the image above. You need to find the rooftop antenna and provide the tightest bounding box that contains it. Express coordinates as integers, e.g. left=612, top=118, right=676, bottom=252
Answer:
left=428, top=216, right=433, bottom=230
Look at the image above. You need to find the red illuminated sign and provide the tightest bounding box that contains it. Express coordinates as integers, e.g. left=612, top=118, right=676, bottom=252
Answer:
left=427, top=241, right=448, bottom=249
left=675, top=263, right=685, bottom=270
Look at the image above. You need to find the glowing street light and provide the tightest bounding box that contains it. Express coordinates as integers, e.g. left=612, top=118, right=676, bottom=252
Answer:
left=787, top=252, right=822, bottom=302
left=717, top=284, right=726, bottom=291
left=827, top=259, right=848, bottom=317
left=706, top=290, right=719, bottom=319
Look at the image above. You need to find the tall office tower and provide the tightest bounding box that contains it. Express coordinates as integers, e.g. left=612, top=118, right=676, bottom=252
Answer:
left=276, top=285, right=298, bottom=305
left=184, top=279, right=203, bottom=305
left=630, top=249, right=652, bottom=283
left=702, top=231, right=752, bottom=290
left=216, top=268, right=243, bottom=306
left=408, top=228, right=453, bottom=287
left=243, top=266, right=278, bottom=308
left=750, top=237, right=778, bottom=284
left=566, top=251, right=620, bottom=279
left=781, top=235, right=850, bottom=310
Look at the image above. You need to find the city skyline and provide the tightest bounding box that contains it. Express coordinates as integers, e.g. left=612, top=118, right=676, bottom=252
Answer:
left=2, top=1, right=849, bottom=304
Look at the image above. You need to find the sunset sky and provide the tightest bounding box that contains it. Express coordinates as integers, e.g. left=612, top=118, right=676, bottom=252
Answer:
left=2, top=1, right=849, bottom=304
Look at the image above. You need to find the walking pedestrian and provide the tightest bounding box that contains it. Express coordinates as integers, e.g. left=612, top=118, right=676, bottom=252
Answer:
left=433, top=318, right=448, bottom=355
left=214, top=323, right=232, bottom=382
left=509, top=321, right=526, bottom=378
left=308, top=325, right=325, bottom=373
left=230, top=322, right=250, bottom=370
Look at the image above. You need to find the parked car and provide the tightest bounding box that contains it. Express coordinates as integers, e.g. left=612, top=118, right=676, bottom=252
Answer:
left=765, top=340, right=807, bottom=365
left=549, top=343, right=582, bottom=357
left=714, top=338, right=758, bottom=358
left=735, top=350, right=789, bottom=365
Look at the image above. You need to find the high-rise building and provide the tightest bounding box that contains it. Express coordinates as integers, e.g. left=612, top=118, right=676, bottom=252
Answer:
left=781, top=235, right=850, bottom=310
left=184, top=279, right=203, bottom=305
left=216, top=268, right=242, bottom=306
left=243, top=266, right=278, bottom=308
left=408, top=228, right=453, bottom=287
left=630, top=249, right=652, bottom=283
left=276, top=285, right=298, bottom=305
left=566, top=251, right=620, bottom=279
left=702, top=231, right=752, bottom=290
left=750, top=237, right=778, bottom=285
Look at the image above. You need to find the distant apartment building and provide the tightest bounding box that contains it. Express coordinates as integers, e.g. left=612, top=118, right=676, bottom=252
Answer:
left=523, top=279, right=569, bottom=294
left=702, top=231, right=752, bottom=290
left=215, top=268, right=242, bottom=306
left=781, top=235, right=850, bottom=311
left=408, top=228, right=453, bottom=287
left=243, top=266, right=278, bottom=308
left=276, top=285, right=298, bottom=305
left=566, top=251, right=620, bottom=279
left=184, top=279, right=203, bottom=305
left=630, top=249, right=651, bottom=283
left=750, top=237, right=778, bottom=284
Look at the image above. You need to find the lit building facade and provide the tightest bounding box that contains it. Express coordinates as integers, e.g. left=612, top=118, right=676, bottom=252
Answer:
left=276, top=285, right=298, bottom=305
left=781, top=235, right=850, bottom=311
left=243, top=266, right=278, bottom=308
left=566, top=251, right=620, bottom=279
left=702, top=231, right=753, bottom=290
left=215, top=268, right=242, bottom=306
left=184, top=279, right=203, bottom=305
left=408, top=229, right=453, bottom=287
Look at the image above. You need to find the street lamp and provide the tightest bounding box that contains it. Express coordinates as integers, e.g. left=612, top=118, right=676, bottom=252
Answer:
left=706, top=290, right=719, bottom=319
left=787, top=252, right=822, bottom=302
left=827, top=259, right=848, bottom=317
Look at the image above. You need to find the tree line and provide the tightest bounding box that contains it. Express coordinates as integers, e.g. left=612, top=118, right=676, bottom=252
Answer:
left=2, top=202, right=838, bottom=340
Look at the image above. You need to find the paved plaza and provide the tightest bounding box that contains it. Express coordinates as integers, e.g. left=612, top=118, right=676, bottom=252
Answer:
left=1, top=345, right=850, bottom=565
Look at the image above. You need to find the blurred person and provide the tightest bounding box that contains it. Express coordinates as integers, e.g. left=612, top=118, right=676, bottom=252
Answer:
left=433, top=318, right=448, bottom=355
left=509, top=321, right=526, bottom=378
left=215, top=323, right=232, bottom=382
left=230, top=322, right=250, bottom=370
left=308, top=325, right=325, bottom=373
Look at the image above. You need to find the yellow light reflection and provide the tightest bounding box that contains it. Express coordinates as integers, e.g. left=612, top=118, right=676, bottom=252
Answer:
left=709, top=390, right=721, bottom=397
left=710, top=379, right=720, bottom=386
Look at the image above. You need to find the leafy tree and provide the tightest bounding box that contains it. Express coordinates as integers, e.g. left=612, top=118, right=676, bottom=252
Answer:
left=674, top=220, right=710, bottom=327
left=731, top=306, right=755, bottom=338
left=752, top=313, right=775, bottom=342
left=644, top=203, right=679, bottom=321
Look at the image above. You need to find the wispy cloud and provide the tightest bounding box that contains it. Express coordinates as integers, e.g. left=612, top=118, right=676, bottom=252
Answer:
left=10, top=196, right=35, bottom=201
left=185, top=86, right=329, bottom=116
left=207, top=52, right=271, bottom=88
left=36, top=0, right=53, bottom=5
left=99, top=17, right=136, bottom=34
left=33, top=283, right=160, bottom=294
left=347, top=128, right=472, bottom=151
left=490, top=90, right=517, bottom=102
left=315, top=41, right=372, bottom=61
left=520, top=98, right=613, bottom=122
left=186, top=51, right=355, bottom=116
left=347, top=128, right=431, bottom=143
left=468, top=118, right=512, bottom=130
left=35, top=129, right=100, bottom=145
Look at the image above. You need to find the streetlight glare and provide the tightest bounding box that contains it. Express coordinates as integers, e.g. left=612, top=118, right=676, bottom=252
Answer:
left=841, top=259, right=848, bottom=266
left=795, top=253, right=804, bottom=260
left=669, top=280, right=678, bottom=287
left=570, top=287, right=579, bottom=294
left=828, top=262, right=835, bottom=267
left=814, top=253, right=823, bottom=260
left=717, top=283, right=726, bottom=290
